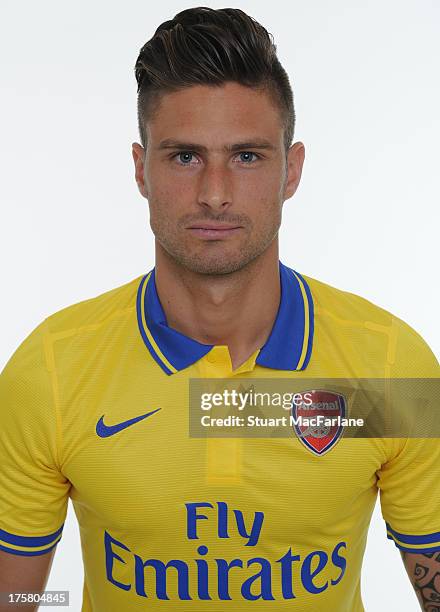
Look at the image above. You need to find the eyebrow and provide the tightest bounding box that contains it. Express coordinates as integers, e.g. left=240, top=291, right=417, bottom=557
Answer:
left=156, top=138, right=277, bottom=153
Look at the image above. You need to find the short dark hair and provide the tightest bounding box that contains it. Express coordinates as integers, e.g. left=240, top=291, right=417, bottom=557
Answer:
left=134, top=7, right=295, bottom=152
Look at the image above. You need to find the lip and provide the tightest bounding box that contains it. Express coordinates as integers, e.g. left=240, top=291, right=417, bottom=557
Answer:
left=186, top=225, right=242, bottom=240
left=187, top=223, right=241, bottom=230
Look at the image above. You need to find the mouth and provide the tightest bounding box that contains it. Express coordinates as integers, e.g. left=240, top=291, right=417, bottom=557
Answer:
left=186, top=223, right=243, bottom=240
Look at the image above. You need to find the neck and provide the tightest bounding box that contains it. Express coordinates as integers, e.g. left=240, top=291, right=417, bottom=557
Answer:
left=154, top=241, right=281, bottom=371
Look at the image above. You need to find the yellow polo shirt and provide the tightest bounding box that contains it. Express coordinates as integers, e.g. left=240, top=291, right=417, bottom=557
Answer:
left=1, top=260, right=439, bottom=611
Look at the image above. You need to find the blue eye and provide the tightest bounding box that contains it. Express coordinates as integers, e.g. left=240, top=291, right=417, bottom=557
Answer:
left=173, top=151, right=260, bottom=166
left=238, top=152, right=258, bottom=163
left=177, top=152, right=195, bottom=165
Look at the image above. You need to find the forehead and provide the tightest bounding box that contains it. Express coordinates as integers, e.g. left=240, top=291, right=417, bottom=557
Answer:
left=146, top=82, right=284, bottom=145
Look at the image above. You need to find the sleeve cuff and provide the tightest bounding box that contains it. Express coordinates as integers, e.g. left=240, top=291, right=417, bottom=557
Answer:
left=386, top=522, right=440, bottom=553
left=0, top=524, right=64, bottom=556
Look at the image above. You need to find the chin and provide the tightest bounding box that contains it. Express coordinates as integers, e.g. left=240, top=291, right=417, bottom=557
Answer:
left=177, top=251, right=261, bottom=276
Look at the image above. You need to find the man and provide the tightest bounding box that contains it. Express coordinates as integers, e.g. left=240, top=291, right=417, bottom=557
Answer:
left=0, top=6, right=439, bottom=611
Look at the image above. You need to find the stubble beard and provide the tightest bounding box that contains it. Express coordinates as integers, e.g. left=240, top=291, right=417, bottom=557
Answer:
left=152, top=213, right=281, bottom=276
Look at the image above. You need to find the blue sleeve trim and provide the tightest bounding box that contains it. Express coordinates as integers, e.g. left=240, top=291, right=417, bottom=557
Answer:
left=387, top=541, right=440, bottom=554
left=0, top=541, right=59, bottom=556
left=0, top=524, right=64, bottom=547
left=386, top=522, right=440, bottom=545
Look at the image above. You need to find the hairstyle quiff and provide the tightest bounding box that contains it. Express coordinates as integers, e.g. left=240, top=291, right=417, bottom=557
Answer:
left=134, top=7, right=295, bottom=151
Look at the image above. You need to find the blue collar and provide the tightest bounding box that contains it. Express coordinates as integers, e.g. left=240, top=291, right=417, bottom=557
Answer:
left=136, top=261, right=314, bottom=375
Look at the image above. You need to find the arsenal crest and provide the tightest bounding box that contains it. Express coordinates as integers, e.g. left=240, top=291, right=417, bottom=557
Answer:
left=291, top=390, right=346, bottom=456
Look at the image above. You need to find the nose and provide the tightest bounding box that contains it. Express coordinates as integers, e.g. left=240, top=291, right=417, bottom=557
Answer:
left=197, top=161, right=233, bottom=212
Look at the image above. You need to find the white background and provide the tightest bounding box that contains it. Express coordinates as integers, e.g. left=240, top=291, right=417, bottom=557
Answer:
left=1, top=1, right=439, bottom=610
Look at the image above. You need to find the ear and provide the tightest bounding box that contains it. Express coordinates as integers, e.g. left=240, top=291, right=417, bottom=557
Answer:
left=283, top=141, right=305, bottom=201
left=132, top=142, right=148, bottom=198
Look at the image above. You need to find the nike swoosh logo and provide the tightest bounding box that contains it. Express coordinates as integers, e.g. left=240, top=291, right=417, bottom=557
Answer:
left=96, top=408, right=161, bottom=438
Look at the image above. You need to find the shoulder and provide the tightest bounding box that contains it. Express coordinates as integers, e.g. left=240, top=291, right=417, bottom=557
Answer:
left=43, top=273, right=144, bottom=337
left=303, top=273, right=393, bottom=327
left=2, top=273, right=145, bottom=376
left=299, top=270, right=439, bottom=376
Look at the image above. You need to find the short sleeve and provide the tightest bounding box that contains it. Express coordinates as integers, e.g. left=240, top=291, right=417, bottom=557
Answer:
left=0, top=319, right=70, bottom=556
left=377, top=315, right=440, bottom=553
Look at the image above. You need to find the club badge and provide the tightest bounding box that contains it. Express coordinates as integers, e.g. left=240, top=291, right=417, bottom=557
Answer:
left=291, top=390, right=346, bottom=456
